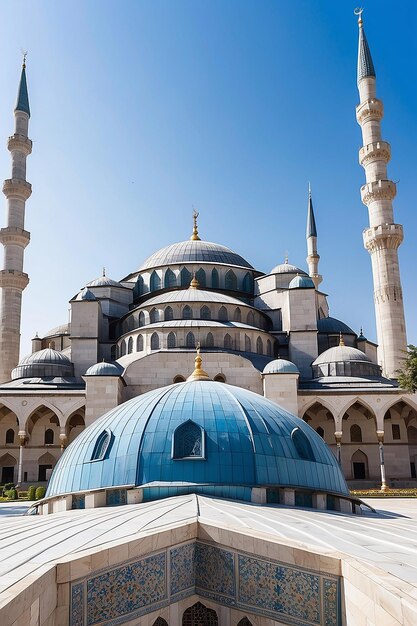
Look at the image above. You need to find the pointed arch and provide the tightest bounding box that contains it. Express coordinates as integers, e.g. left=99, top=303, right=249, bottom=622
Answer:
left=183, top=305, right=193, bottom=320
left=173, top=420, right=204, bottom=459
left=150, top=270, right=161, bottom=291
left=256, top=336, right=263, bottom=354
left=120, top=340, right=126, bottom=357
left=351, top=449, right=369, bottom=479
left=340, top=397, right=376, bottom=421
left=127, top=337, right=133, bottom=354
left=186, top=332, right=195, bottom=348
left=167, top=332, right=176, bottom=349
left=242, top=272, right=253, bottom=293
left=206, top=332, right=214, bottom=348
left=173, top=375, right=185, bottom=383
left=200, top=305, right=211, bottom=320
left=164, top=306, right=173, bottom=321
left=234, top=307, right=241, bottom=322
left=224, top=333, right=233, bottom=349
left=211, top=268, right=219, bottom=288
left=218, top=306, right=228, bottom=321
left=137, top=334, right=144, bottom=352
left=182, top=602, right=217, bottom=626
left=25, top=404, right=62, bottom=436
left=225, top=269, right=237, bottom=291
left=66, top=408, right=85, bottom=444
left=350, top=424, right=362, bottom=443
left=237, top=619, right=253, bottom=626
left=5, top=429, right=14, bottom=444
left=150, top=308, right=159, bottom=324
left=139, top=311, right=145, bottom=327
left=134, top=275, right=144, bottom=297
left=152, top=619, right=168, bottom=626
left=245, top=334, right=251, bottom=352
left=195, top=268, right=206, bottom=288
left=180, top=267, right=192, bottom=287
left=44, top=429, right=54, bottom=445
left=164, top=268, right=176, bottom=289
left=151, top=332, right=160, bottom=350
left=246, top=311, right=255, bottom=326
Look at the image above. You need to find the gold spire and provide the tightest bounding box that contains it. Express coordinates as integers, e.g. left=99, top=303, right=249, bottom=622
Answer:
left=354, top=7, right=364, bottom=27
left=189, top=271, right=199, bottom=289
left=339, top=332, right=345, bottom=347
left=187, top=342, right=210, bottom=381
left=190, top=209, right=201, bottom=241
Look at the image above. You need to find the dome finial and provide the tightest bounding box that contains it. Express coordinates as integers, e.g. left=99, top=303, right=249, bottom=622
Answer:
left=190, top=208, right=201, bottom=241
left=22, top=50, right=28, bottom=69
left=102, top=266, right=106, bottom=277
left=189, top=271, right=200, bottom=289
left=354, top=7, right=364, bottom=27
left=339, top=332, right=345, bottom=347
left=187, top=342, right=210, bottom=381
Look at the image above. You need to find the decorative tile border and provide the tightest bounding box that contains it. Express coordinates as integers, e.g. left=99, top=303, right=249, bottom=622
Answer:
left=70, top=541, right=341, bottom=626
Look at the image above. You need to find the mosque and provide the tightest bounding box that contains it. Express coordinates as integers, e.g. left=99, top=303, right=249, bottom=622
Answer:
left=0, top=9, right=416, bottom=626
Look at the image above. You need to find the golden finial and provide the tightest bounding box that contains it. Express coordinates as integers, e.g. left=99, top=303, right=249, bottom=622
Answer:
left=187, top=342, right=210, bottom=381
left=339, top=332, right=345, bottom=347
left=354, top=7, right=364, bottom=27
left=21, top=50, right=28, bottom=69
left=189, top=271, right=200, bottom=289
left=190, top=209, right=201, bottom=241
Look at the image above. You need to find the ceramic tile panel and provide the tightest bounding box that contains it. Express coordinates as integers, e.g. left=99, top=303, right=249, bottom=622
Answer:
left=170, top=543, right=195, bottom=596
left=70, top=583, right=84, bottom=626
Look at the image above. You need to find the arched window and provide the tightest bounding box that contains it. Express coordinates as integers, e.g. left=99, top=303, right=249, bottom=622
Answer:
left=218, top=306, right=228, bottom=321
left=110, top=345, right=117, bottom=360
left=242, top=272, right=253, bottom=293
left=180, top=267, right=192, bottom=287
left=186, top=332, right=195, bottom=348
left=150, top=308, right=159, bottom=324
left=211, top=268, right=219, bottom=288
left=128, top=316, right=134, bottom=331
left=182, top=602, right=217, bottom=626
left=139, top=311, right=145, bottom=327
left=224, top=334, right=232, bottom=349
left=137, top=334, right=144, bottom=351
left=200, top=305, right=211, bottom=320
left=152, top=619, right=168, bottom=626
left=167, top=332, right=176, bottom=349
left=351, top=449, right=369, bottom=479
left=225, top=269, right=237, bottom=291
left=128, top=337, right=133, bottom=354
left=164, top=268, right=176, bottom=288
left=174, top=375, right=185, bottom=383
left=316, top=426, right=324, bottom=438
left=291, top=427, right=315, bottom=461
left=245, top=335, right=251, bottom=352
left=234, top=307, right=241, bottom=322
left=267, top=339, right=272, bottom=356
left=256, top=336, right=263, bottom=354
left=45, top=429, right=54, bottom=445
left=164, top=306, right=173, bottom=321
left=150, top=270, right=161, bottom=291
left=134, top=275, right=144, bottom=297
left=214, top=374, right=226, bottom=383
left=206, top=332, right=214, bottom=348
left=173, top=421, right=204, bottom=459
left=237, top=619, right=253, bottom=626
left=350, top=424, right=362, bottom=443
left=195, top=268, right=206, bottom=288
left=247, top=311, right=255, bottom=326
left=91, top=430, right=112, bottom=461
left=120, top=340, right=126, bottom=357
left=151, top=332, right=160, bottom=350
left=5, top=429, right=14, bottom=444
left=183, top=305, right=193, bottom=320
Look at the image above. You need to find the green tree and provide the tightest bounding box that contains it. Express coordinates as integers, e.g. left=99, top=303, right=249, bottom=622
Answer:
left=397, top=345, right=417, bottom=392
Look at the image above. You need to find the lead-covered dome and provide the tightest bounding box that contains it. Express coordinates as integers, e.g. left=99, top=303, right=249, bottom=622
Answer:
left=47, top=380, right=348, bottom=500
left=138, top=239, right=253, bottom=271
left=263, top=359, right=299, bottom=374
left=11, top=348, right=74, bottom=380
left=313, top=345, right=381, bottom=378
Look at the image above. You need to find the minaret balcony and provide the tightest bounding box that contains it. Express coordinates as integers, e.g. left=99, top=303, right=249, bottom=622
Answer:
left=359, top=141, right=390, bottom=167
left=363, top=223, right=404, bottom=252
left=356, top=98, right=383, bottom=124
left=360, top=179, right=396, bottom=205
left=0, top=269, right=29, bottom=290
left=2, top=178, right=32, bottom=200
left=0, top=227, right=30, bottom=248
left=7, top=134, right=32, bottom=155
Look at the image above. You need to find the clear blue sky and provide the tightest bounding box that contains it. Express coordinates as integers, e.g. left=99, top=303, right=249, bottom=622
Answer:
left=0, top=0, right=416, bottom=355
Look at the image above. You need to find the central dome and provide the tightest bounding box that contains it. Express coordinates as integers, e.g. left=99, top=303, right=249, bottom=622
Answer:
left=138, top=239, right=253, bottom=271
left=46, top=380, right=348, bottom=501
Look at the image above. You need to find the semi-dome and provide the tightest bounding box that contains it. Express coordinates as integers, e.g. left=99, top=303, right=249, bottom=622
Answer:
left=263, top=358, right=300, bottom=374
left=270, top=262, right=307, bottom=275
left=11, top=348, right=74, bottom=380
left=317, top=317, right=355, bottom=335
left=85, top=362, right=123, bottom=376
left=46, top=379, right=348, bottom=500
left=313, top=344, right=381, bottom=378
left=138, top=239, right=253, bottom=271
left=289, top=275, right=315, bottom=289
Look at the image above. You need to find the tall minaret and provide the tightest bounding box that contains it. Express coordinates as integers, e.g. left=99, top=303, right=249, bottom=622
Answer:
left=355, top=9, right=407, bottom=378
left=0, top=57, right=32, bottom=383
left=306, top=185, right=322, bottom=288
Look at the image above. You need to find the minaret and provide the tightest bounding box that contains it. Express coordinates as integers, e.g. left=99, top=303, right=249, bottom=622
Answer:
left=0, top=57, right=32, bottom=383
left=355, top=9, right=407, bottom=378
left=306, top=184, right=322, bottom=288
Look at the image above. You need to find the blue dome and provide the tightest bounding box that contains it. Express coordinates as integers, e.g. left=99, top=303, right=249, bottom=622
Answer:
left=11, top=348, right=74, bottom=380
left=47, top=381, right=348, bottom=500
left=85, top=362, right=123, bottom=376
left=317, top=317, right=355, bottom=335
left=288, top=275, right=315, bottom=289
left=138, top=240, right=253, bottom=271
left=263, top=359, right=300, bottom=374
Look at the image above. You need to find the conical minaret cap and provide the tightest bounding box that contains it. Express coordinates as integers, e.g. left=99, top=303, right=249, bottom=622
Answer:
left=306, top=184, right=317, bottom=238
left=15, top=57, right=30, bottom=117
left=355, top=8, right=376, bottom=83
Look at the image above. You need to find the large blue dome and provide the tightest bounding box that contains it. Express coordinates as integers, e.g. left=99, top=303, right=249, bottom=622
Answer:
left=47, top=381, right=348, bottom=500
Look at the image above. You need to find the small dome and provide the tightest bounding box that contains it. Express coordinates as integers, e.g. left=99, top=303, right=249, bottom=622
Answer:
left=314, top=346, right=370, bottom=366
left=263, top=359, right=300, bottom=374
left=47, top=380, right=348, bottom=500
left=313, top=345, right=381, bottom=379
left=86, top=275, right=122, bottom=288
left=317, top=317, right=355, bottom=335
left=141, top=288, right=247, bottom=307
left=289, top=275, right=315, bottom=289
left=75, top=287, right=96, bottom=301
left=270, top=262, right=307, bottom=275
left=138, top=239, right=253, bottom=271
left=11, top=348, right=74, bottom=380
left=85, top=362, right=123, bottom=376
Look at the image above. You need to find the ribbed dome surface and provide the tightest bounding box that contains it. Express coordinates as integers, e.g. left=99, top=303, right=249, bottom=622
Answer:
left=289, top=275, right=315, bottom=289
left=263, top=359, right=300, bottom=374
left=86, top=275, right=122, bottom=288
left=138, top=240, right=253, bottom=271
left=270, top=263, right=307, bottom=275
left=313, top=346, right=371, bottom=366
left=85, top=362, right=123, bottom=376
left=317, top=317, right=355, bottom=335
left=75, top=287, right=96, bottom=301
left=142, top=289, right=247, bottom=307
left=12, top=348, right=74, bottom=380
left=43, top=323, right=70, bottom=338
left=47, top=380, right=348, bottom=499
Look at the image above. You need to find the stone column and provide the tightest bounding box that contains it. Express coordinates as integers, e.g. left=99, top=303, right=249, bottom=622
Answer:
left=376, top=430, right=388, bottom=491
left=17, top=431, right=27, bottom=485
left=59, top=431, right=68, bottom=453
left=334, top=431, right=342, bottom=466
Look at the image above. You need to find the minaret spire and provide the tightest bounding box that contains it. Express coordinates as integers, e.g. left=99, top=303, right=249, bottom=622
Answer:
left=0, top=59, right=32, bottom=383
left=355, top=9, right=407, bottom=378
left=306, top=184, right=322, bottom=288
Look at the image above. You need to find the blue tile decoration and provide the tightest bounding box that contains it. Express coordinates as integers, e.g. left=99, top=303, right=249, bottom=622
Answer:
left=70, top=583, right=84, bottom=626
left=70, top=541, right=341, bottom=626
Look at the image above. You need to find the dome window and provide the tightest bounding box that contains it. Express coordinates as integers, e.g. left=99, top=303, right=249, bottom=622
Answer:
left=173, top=420, right=205, bottom=460
left=291, top=427, right=315, bottom=462
left=91, top=429, right=112, bottom=461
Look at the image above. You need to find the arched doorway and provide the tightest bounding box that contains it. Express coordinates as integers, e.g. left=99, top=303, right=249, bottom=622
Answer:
left=38, top=452, right=57, bottom=482
left=182, top=602, right=218, bottom=626
left=342, top=401, right=376, bottom=480
left=0, top=453, right=17, bottom=484
left=351, top=449, right=369, bottom=480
